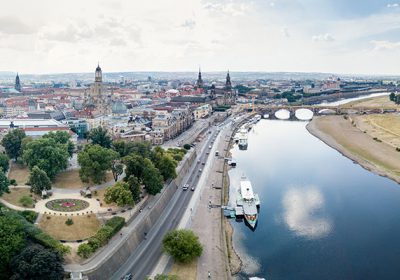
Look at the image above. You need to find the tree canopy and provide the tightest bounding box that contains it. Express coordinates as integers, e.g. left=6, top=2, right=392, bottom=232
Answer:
left=0, top=171, right=10, bottom=196
left=0, top=154, right=10, bottom=173
left=1, top=129, right=26, bottom=161
left=162, top=229, right=203, bottom=263
left=142, top=158, right=164, bottom=195
left=28, top=166, right=52, bottom=195
left=104, top=182, right=134, bottom=207
left=88, top=127, right=112, bottom=148
left=127, top=175, right=141, bottom=203
left=43, top=131, right=75, bottom=157
left=111, top=160, right=124, bottom=182
left=78, top=144, right=119, bottom=184
left=113, top=140, right=152, bottom=158
left=10, top=244, right=64, bottom=280
left=0, top=214, right=26, bottom=277
left=124, top=154, right=145, bottom=180
left=22, top=138, right=69, bottom=180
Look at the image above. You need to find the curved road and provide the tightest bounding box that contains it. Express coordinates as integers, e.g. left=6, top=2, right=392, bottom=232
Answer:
left=112, top=126, right=220, bottom=280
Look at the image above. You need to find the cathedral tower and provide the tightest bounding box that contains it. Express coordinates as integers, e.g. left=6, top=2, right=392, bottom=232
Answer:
left=196, top=68, right=204, bottom=88
left=15, top=73, right=21, bottom=92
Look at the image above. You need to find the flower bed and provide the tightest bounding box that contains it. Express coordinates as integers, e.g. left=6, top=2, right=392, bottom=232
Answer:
left=45, top=199, right=89, bottom=212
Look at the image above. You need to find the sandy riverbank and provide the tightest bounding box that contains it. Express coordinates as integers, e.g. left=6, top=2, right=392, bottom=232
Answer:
left=307, top=115, right=400, bottom=184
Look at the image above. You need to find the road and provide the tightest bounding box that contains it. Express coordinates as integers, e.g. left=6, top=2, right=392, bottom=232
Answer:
left=111, top=123, right=221, bottom=280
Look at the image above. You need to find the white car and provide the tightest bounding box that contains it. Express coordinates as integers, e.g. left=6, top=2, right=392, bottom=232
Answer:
left=182, top=183, right=189, bottom=190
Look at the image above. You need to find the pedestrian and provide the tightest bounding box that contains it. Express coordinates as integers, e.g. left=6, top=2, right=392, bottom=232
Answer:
left=120, top=233, right=122, bottom=237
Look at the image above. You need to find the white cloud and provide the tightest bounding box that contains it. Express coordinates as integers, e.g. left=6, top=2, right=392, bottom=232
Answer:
left=387, top=3, right=399, bottom=8
left=181, top=19, right=196, bottom=29
left=312, top=33, right=335, bottom=42
left=203, top=1, right=252, bottom=16
left=0, top=16, right=35, bottom=34
left=281, top=27, right=290, bottom=38
left=282, top=188, right=332, bottom=239
left=370, top=40, right=400, bottom=51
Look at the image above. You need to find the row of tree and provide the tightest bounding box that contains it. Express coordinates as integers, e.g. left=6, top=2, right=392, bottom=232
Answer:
left=389, top=92, right=400, bottom=104
left=0, top=209, right=64, bottom=279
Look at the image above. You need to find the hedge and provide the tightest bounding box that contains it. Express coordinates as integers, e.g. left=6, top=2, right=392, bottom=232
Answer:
left=4, top=211, right=70, bottom=255
left=105, top=216, right=125, bottom=235
left=78, top=216, right=125, bottom=258
left=19, top=210, right=38, bottom=224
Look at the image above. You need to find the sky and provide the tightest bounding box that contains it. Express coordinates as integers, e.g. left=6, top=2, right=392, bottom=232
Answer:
left=1, top=0, right=400, bottom=75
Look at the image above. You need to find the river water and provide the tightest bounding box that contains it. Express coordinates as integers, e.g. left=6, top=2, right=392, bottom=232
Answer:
left=229, top=120, right=400, bottom=280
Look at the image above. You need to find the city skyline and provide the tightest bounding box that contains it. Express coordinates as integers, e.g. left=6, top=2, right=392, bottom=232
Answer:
left=1, top=0, right=400, bottom=75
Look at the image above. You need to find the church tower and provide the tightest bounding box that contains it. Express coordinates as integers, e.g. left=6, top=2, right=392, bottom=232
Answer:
left=15, top=73, right=21, bottom=92
left=196, top=68, right=203, bottom=88
left=93, top=63, right=103, bottom=95
left=225, top=70, right=232, bottom=91
left=224, top=70, right=235, bottom=105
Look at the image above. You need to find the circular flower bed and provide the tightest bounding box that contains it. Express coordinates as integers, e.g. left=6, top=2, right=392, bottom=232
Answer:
left=45, top=199, right=89, bottom=212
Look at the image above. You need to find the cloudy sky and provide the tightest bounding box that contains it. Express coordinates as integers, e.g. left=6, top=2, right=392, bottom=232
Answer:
left=1, top=0, right=400, bottom=75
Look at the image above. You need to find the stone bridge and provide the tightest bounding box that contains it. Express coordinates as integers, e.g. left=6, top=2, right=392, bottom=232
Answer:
left=250, top=105, right=399, bottom=120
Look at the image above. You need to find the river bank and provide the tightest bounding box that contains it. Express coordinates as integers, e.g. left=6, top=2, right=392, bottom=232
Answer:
left=307, top=115, right=400, bottom=184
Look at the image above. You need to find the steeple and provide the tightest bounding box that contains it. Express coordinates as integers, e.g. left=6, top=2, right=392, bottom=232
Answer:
left=15, top=73, right=21, bottom=92
left=196, top=67, right=203, bottom=88
left=225, top=70, right=232, bottom=90
left=95, top=63, right=102, bottom=83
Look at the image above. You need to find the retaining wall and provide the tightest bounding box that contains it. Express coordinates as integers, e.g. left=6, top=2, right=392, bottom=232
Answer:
left=84, top=149, right=197, bottom=279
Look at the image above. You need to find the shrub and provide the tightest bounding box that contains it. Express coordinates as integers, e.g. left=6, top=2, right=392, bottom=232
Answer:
left=396, top=147, right=400, bottom=152
left=77, top=243, right=94, bottom=258
left=183, top=144, right=191, bottom=150
left=105, top=216, right=125, bottom=235
left=19, top=196, right=33, bottom=207
left=10, top=179, right=17, bottom=186
left=87, top=237, right=102, bottom=250
left=78, top=217, right=126, bottom=258
left=65, top=218, right=73, bottom=226
left=19, top=210, right=38, bottom=223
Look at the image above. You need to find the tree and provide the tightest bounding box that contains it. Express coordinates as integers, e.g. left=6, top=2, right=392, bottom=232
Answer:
left=113, top=140, right=152, bottom=158
left=0, top=171, right=10, bottom=196
left=0, top=154, right=9, bottom=172
left=104, top=182, right=134, bottom=207
left=183, top=144, right=191, bottom=150
left=389, top=92, right=396, bottom=101
left=78, top=144, right=119, bottom=184
left=123, top=154, right=145, bottom=180
left=127, top=175, right=141, bottom=202
left=162, top=229, right=203, bottom=263
left=142, top=158, right=164, bottom=195
left=43, top=131, right=75, bottom=157
left=88, top=127, right=112, bottom=148
left=10, top=244, right=63, bottom=280
left=22, top=138, right=69, bottom=180
left=157, top=154, right=177, bottom=181
left=77, top=243, right=93, bottom=258
left=0, top=214, right=26, bottom=277
left=28, top=166, right=51, bottom=195
left=111, top=160, right=124, bottom=182
left=1, top=129, right=26, bottom=161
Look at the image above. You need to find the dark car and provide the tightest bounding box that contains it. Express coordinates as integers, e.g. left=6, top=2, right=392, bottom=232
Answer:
left=122, top=273, right=133, bottom=280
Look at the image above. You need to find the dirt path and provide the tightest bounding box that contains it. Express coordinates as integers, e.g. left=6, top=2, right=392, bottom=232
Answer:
left=307, top=115, right=400, bottom=184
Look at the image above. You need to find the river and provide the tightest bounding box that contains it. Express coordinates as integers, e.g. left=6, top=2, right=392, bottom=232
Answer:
left=229, top=120, right=400, bottom=280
